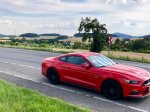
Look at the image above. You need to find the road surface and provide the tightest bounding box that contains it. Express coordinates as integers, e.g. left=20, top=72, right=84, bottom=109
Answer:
left=0, top=47, right=150, bottom=112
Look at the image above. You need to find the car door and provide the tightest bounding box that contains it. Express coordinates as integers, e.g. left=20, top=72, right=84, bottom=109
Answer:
left=62, top=55, right=98, bottom=89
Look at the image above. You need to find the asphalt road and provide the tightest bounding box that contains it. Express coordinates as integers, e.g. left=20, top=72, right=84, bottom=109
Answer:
left=0, top=47, right=150, bottom=112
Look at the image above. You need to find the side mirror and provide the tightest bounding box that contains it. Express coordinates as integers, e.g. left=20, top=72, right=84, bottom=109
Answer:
left=81, top=63, right=89, bottom=68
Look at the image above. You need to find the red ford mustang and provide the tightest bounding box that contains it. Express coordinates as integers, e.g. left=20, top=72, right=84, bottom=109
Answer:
left=42, top=52, right=150, bottom=99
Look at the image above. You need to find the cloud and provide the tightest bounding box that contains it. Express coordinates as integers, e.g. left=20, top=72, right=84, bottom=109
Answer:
left=60, top=0, right=87, bottom=3
left=105, top=0, right=148, bottom=5
left=0, top=0, right=149, bottom=35
left=0, top=19, right=12, bottom=25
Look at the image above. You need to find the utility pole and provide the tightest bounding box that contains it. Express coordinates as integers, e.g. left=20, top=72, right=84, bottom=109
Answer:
left=14, top=25, right=17, bottom=38
left=108, top=36, right=112, bottom=55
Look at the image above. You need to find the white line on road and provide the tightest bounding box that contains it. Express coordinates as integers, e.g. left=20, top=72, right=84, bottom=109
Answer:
left=0, top=69, right=148, bottom=112
left=0, top=61, right=40, bottom=69
left=93, top=96, right=148, bottom=112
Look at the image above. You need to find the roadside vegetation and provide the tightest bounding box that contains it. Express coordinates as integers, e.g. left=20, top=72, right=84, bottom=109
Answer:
left=1, top=43, right=150, bottom=64
left=0, top=17, right=150, bottom=63
left=102, top=51, right=150, bottom=63
left=0, top=80, right=89, bottom=112
left=0, top=34, right=150, bottom=63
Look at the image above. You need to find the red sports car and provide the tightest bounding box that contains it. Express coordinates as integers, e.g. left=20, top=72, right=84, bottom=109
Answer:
left=42, top=52, right=150, bottom=99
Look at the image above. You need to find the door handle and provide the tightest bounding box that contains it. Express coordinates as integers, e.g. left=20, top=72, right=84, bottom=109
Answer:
left=62, top=66, right=69, bottom=69
left=94, top=76, right=99, bottom=78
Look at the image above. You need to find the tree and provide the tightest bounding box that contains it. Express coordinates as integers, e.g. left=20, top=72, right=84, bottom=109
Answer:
left=112, top=38, right=126, bottom=50
left=19, top=33, right=39, bottom=38
left=78, top=17, right=108, bottom=52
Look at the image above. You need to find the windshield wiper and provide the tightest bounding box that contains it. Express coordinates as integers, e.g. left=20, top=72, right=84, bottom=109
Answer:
left=100, top=66, right=106, bottom=67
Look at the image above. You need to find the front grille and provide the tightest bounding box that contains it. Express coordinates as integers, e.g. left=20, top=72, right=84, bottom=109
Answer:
left=143, top=79, right=150, bottom=86
left=143, top=87, right=149, bottom=94
left=130, top=91, right=139, bottom=95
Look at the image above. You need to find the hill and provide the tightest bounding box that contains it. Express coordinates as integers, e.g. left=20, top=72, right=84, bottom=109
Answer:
left=74, top=32, right=134, bottom=38
left=140, top=34, right=150, bottom=38
left=19, top=33, right=61, bottom=38
left=19, top=33, right=39, bottom=38
left=112, top=32, right=133, bottom=38
left=39, top=33, right=61, bottom=36
left=74, top=33, right=92, bottom=38
left=74, top=32, right=135, bottom=38
left=74, top=33, right=83, bottom=37
left=0, top=34, right=7, bottom=37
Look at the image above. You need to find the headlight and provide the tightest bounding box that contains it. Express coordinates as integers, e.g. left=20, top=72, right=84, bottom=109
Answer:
left=123, top=79, right=140, bottom=84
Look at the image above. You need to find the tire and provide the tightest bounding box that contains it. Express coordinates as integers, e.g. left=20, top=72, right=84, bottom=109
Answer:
left=47, top=69, right=60, bottom=84
left=102, top=80, right=122, bottom=100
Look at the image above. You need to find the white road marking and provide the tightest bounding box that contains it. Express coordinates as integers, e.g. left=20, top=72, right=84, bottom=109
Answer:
left=0, top=61, right=148, bottom=112
left=0, top=61, right=40, bottom=70
left=93, top=96, right=148, bottom=112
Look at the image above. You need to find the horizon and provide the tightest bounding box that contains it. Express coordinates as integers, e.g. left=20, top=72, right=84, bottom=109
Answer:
left=0, top=0, right=150, bottom=36
left=0, top=32, right=147, bottom=37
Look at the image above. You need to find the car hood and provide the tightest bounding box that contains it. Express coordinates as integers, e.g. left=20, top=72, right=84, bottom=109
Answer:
left=102, top=64, right=150, bottom=80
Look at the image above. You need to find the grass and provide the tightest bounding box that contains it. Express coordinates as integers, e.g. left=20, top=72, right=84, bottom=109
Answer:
left=102, top=51, right=150, bottom=64
left=0, top=44, right=89, bottom=54
left=0, top=44, right=72, bottom=54
left=0, top=44, right=150, bottom=64
left=0, top=80, right=90, bottom=112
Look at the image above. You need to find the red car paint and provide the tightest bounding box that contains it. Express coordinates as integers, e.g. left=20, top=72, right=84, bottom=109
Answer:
left=42, top=52, right=150, bottom=98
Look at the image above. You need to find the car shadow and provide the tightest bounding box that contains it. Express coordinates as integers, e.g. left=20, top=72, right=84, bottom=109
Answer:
left=40, top=77, right=149, bottom=106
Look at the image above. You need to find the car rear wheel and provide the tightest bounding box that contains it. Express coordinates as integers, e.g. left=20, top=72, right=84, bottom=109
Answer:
left=102, top=80, right=122, bottom=100
left=47, top=69, right=60, bottom=84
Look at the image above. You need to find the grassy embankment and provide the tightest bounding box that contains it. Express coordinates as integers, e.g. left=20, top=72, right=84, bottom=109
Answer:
left=102, top=51, right=150, bottom=63
left=0, top=44, right=150, bottom=64
left=0, top=80, right=89, bottom=112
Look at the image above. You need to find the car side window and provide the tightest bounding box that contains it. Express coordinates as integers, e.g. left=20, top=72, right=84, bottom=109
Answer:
left=59, top=56, right=67, bottom=62
left=67, top=56, right=87, bottom=65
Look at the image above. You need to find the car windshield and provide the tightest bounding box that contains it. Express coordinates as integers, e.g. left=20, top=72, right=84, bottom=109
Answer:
left=87, top=54, right=116, bottom=68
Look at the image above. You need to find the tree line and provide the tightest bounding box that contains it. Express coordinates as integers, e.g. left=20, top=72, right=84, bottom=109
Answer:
left=0, top=35, right=149, bottom=53
left=111, top=38, right=150, bottom=53
left=19, top=33, right=62, bottom=37
left=0, top=17, right=149, bottom=53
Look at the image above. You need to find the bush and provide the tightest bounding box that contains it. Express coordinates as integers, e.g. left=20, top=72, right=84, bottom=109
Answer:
left=121, top=48, right=129, bottom=52
left=9, top=42, right=20, bottom=46
left=38, top=44, right=49, bottom=48
left=72, top=42, right=89, bottom=50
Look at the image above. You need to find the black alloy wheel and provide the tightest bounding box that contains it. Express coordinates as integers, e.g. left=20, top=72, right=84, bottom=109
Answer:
left=48, top=69, right=60, bottom=84
left=102, top=80, right=122, bottom=100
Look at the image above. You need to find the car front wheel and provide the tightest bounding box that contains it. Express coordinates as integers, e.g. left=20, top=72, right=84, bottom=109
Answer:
left=102, top=80, right=122, bottom=100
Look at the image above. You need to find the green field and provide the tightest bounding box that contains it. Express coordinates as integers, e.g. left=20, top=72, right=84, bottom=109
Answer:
left=0, top=80, right=89, bottom=112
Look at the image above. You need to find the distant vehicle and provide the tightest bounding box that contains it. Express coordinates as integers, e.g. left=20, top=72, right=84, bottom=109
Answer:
left=42, top=52, right=150, bottom=99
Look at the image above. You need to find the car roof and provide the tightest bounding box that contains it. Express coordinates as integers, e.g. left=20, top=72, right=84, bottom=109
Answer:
left=62, top=52, right=99, bottom=57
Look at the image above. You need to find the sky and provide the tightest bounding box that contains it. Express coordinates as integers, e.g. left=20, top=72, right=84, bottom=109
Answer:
left=0, top=0, right=150, bottom=36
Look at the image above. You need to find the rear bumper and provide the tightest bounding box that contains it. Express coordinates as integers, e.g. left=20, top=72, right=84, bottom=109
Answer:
left=42, top=70, right=47, bottom=77
left=41, top=63, right=48, bottom=77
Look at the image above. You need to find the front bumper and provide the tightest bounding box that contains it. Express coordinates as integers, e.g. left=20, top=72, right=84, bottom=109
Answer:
left=123, top=84, right=150, bottom=98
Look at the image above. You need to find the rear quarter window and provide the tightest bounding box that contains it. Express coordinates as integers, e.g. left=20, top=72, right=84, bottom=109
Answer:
left=67, top=56, right=87, bottom=65
left=59, top=56, right=67, bottom=62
